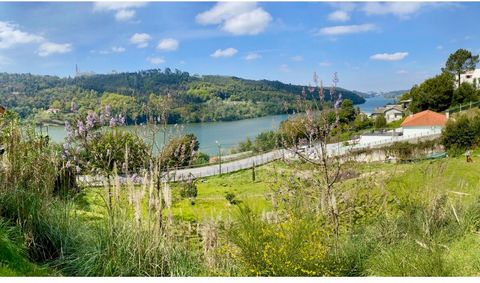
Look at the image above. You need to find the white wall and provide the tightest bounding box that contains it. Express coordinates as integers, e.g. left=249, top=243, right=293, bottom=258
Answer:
left=402, top=126, right=443, bottom=137
left=459, top=69, right=480, bottom=87
left=359, top=135, right=394, bottom=145
left=385, top=111, right=403, bottom=123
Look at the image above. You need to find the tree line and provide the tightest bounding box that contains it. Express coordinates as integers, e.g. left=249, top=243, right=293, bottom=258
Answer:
left=0, top=69, right=365, bottom=125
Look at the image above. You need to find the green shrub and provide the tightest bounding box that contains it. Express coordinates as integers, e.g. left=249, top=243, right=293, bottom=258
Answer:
left=192, top=152, right=210, bottom=165
left=441, top=114, right=480, bottom=151
left=374, top=115, right=387, bottom=129
left=254, top=131, right=279, bottom=153
left=160, top=134, right=200, bottom=169
left=88, top=130, right=150, bottom=174
left=180, top=180, right=198, bottom=199
left=224, top=192, right=239, bottom=205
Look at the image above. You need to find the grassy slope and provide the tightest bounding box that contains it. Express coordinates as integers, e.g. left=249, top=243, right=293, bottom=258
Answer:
left=80, top=150, right=480, bottom=223
left=0, top=220, right=51, bottom=276
left=77, top=150, right=480, bottom=275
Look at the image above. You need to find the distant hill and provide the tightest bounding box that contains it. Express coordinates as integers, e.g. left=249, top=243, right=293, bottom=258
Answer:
left=354, top=89, right=409, bottom=99
left=352, top=90, right=377, bottom=98
left=382, top=90, right=409, bottom=98
left=0, top=69, right=365, bottom=124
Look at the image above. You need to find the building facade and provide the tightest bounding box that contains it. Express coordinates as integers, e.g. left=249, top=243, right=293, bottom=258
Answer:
left=459, top=69, right=480, bottom=88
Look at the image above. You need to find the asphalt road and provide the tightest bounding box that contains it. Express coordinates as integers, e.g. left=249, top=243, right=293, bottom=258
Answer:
left=78, top=131, right=441, bottom=186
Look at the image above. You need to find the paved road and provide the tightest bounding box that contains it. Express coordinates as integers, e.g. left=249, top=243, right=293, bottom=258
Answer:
left=78, top=131, right=441, bottom=186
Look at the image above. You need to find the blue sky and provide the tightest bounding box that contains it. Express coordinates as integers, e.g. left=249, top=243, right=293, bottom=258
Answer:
left=0, top=1, right=479, bottom=92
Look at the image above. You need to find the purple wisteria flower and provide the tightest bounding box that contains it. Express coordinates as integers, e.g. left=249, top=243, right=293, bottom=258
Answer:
left=71, top=101, right=78, bottom=113
left=77, top=120, right=86, bottom=136
left=86, top=112, right=96, bottom=129
left=109, top=117, right=117, bottom=128
left=100, top=105, right=111, bottom=125
left=117, top=114, right=126, bottom=126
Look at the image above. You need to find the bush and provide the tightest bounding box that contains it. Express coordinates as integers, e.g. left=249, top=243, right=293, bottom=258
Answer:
left=224, top=192, right=239, bottom=205
left=86, top=130, right=150, bottom=174
left=254, top=131, right=279, bottom=153
left=374, top=115, right=387, bottom=129
left=192, top=152, right=210, bottom=166
left=227, top=206, right=332, bottom=276
left=441, top=114, right=480, bottom=151
left=180, top=179, right=198, bottom=199
left=160, top=134, right=200, bottom=169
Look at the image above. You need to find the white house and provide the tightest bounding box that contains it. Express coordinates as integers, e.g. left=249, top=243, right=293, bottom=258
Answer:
left=459, top=69, right=480, bottom=88
left=384, top=106, right=404, bottom=123
left=401, top=110, right=447, bottom=137
left=371, top=105, right=404, bottom=123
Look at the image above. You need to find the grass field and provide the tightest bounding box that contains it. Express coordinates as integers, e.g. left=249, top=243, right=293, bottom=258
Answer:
left=78, top=149, right=480, bottom=224
left=4, top=148, right=480, bottom=276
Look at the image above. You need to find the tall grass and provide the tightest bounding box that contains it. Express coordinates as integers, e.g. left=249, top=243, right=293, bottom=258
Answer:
left=0, top=118, right=203, bottom=276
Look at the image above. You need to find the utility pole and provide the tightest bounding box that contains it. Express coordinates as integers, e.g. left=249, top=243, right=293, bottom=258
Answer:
left=216, top=141, right=222, bottom=175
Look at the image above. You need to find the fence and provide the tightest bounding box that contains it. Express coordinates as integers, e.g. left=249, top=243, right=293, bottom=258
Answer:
left=78, top=130, right=443, bottom=186
left=338, top=130, right=442, bottom=155
left=445, top=100, right=480, bottom=114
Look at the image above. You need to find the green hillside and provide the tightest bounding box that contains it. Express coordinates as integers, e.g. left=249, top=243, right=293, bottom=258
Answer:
left=0, top=69, right=365, bottom=124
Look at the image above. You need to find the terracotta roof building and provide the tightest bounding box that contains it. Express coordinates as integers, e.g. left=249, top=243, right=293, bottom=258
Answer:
left=401, top=110, right=447, bottom=137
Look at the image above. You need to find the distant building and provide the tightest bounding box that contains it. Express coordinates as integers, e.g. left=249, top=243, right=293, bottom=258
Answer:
left=459, top=69, right=480, bottom=88
left=401, top=110, right=447, bottom=137
left=371, top=105, right=404, bottom=123
left=399, top=99, right=412, bottom=110
left=46, top=108, right=60, bottom=114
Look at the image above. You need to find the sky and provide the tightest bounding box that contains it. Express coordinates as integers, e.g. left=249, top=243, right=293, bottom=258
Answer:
left=0, top=1, right=479, bottom=92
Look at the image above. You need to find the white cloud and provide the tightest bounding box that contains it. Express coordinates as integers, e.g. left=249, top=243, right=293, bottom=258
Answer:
left=147, top=56, right=165, bottom=65
left=328, top=10, right=350, bottom=22
left=93, top=2, right=146, bottom=22
left=0, top=21, right=43, bottom=49
left=211, top=47, right=238, bottom=58
left=115, top=9, right=135, bottom=21
left=279, top=64, right=290, bottom=72
left=318, top=24, right=376, bottom=36
left=111, top=46, right=125, bottom=53
left=437, top=45, right=444, bottom=50
left=396, top=69, right=408, bottom=75
left=130, top=33, right=151, bottom=48
left=291, top=55, right=303, bottom=62
left=157, top=38, right=179, bottom=51
left=244, top=52, right=262, bottom=60
left=362, top=2, right=423, bottom=18
left=196, top=2, right=272, bottom=35
left=319, top=61, right=332, bottom=67
left=37, top=42, right=72, bottom=57
left=370, top=52, right=409, bottom=61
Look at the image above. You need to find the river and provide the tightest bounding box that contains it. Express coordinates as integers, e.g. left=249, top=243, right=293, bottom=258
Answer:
left=42, top=96, right=394, bottom=155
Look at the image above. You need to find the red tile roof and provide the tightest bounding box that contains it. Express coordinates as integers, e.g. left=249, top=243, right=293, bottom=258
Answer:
left=401, top=110, right=447, bottom=127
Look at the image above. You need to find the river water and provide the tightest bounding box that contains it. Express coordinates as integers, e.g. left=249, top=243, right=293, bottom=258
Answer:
left=42, top=96, right=394, bottom=155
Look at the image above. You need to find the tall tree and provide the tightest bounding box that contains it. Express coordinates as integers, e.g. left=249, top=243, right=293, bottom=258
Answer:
left=408, top=72, right=454, bottom=113
left=443, top=49, right=479, bottom=86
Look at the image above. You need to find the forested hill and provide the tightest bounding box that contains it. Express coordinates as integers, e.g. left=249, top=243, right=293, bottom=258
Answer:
left=0, top=69, right=365, bottom=124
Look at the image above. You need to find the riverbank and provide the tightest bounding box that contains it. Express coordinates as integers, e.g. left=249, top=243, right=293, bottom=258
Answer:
left=36, top=96, right=394, bottom=155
